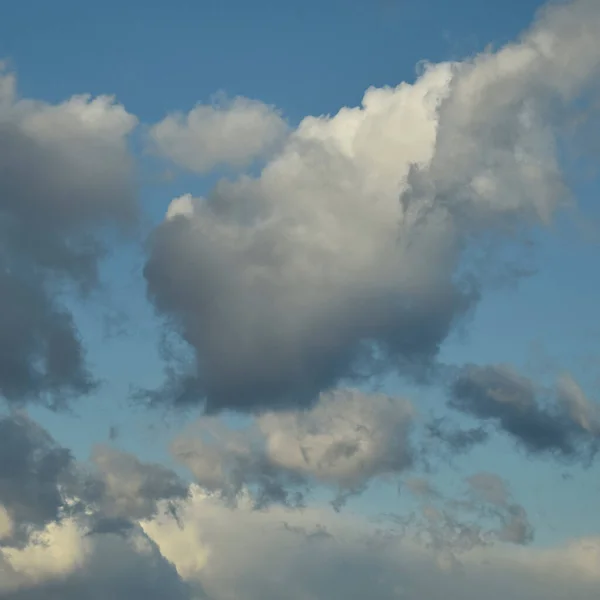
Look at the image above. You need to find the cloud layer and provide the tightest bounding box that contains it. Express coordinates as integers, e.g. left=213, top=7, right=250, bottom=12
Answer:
left=0, top=413, right=597, bottom=600
left=0, top=1, right=599, bottom=598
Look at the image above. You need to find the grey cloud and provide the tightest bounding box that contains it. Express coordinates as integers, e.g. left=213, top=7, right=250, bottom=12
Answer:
left=83, top=445, right=190, bottom=522
left=0, top=70, right=137, bottom=407
left=449, top=364, right=600, bottom=460
left=402, top=472, right=534, bottom=550
left=0, top=413, right=191, bottom=549
left=144, top=0, right=600, bottom=414
left=146, top=492, right=598, bottom=600
left=425, top=418, right=490, bottom=454
left=0, top=414, right=74, bottom=546
left=0, top=527, right=196, bottom=600
left=172, top=389, right=414, bottom=507
left=466, top=472, right=534, bottom=545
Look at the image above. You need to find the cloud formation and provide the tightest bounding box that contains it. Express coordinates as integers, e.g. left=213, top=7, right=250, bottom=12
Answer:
left=0, top=412, right=592, bottom=600
left=450, top=365, right=600, bottom=460
left=144, top=0, right=600, bottom=413
left=148, top=95, right=288, bottom=173
left=0, top=67, right=138, bottom=408
left=0, top=520, right=195, bottom=600
left=0, top=415, right=74, bottom=547
left=143, top=488, right=599, bottom=600
left=172, top=389, right=414, bottom=507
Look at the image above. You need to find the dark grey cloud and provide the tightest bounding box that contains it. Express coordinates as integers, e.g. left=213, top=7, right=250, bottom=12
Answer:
left=0, top=71, right=137, bottom=408
left=425, top=418, right=490, bottom=454
left=0, top=414, right=74, bottom=546
left=84, top=445, right=190, bottom=522
left=0, top=413, right=190, bottom=550
left=449, top=365, right=600, bottom=460
left=144, top=206, right=473, bottom=413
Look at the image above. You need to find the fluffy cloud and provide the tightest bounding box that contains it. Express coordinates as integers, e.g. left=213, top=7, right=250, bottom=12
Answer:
left=148, top=95, right=288, bottom=173
left=0, top=416, right=196, bottom=599
left=0, top=413, right=189, bottom=547
left=142, top=488, right=599, bottom=600
left=144, top=0, right=600, bottom=413
left=449, top=365, right=600, bottom=460
left=0, top=66, right=138, bottom=407
left=172, top=389, right=414, bottom=506
left=0, top=413, right=594, bottom=600
left=0, top=520, right=195, bottom=600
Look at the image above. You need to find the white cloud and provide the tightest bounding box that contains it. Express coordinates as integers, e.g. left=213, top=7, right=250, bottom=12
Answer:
left=149, top=94, right=288, bottom=173
left=144, top=0, right=600, bottom=415
left=142, top=488, right=600, bottom=600
left=0, top=519, right=195, bottom=600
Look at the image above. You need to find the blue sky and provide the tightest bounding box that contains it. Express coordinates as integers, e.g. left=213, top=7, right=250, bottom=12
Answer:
left=0, top=1, right=599, bottom=598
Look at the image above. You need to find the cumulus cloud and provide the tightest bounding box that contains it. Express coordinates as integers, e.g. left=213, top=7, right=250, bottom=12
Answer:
left=0, top=413, right=593, bottom=600
left=141, top=488, right=599, bottom=600
left=0, top=66, right=138, bottom=407
left=401, top=472, right=534, bottom=551
left=0, top=520, right=195, bottom=600
left=449, top=365, right=600, bottom=460
left=0, top=414, right=198, bottom=599
left=172, top=389, right=414, bottom=506
left=144, top=0, right=600, bottom=413
left=85, top=445, right=190, bottom=522
left=148, top=94, right=288, bottom=173
left=0, top=413, right=190, bottom=549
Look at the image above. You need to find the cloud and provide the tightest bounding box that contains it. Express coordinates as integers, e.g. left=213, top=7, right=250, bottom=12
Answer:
left=0, top=66, right=138, bottom=408
left=171, top=389, right=414, bottom=506
left=143, top=0, right=600, bottom=413
left=142, top=488, right=599, bottom=600
left=84, top=445, right=190, bottom=522
left=0, top=413, right=592, bottom=600
left=148, top=94, right=288, bottom=173
left=401, top=472, right=534, bottom=550
left=0, top=520, right=195, bottom=600
left=0, top=413, right=190, bottom=549
left=0, top=415, right=198, bottom=599
left=449, top=365, right=600, bottom=460
left=0, top=415, right=74, bottom=547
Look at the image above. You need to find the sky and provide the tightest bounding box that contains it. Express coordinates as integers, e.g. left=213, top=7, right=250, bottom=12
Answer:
left=0, top=0, right=599, bottom=598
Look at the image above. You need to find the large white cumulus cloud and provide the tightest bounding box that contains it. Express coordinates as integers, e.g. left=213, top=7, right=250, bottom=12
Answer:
left=144, top=0, right=600, bottom=413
